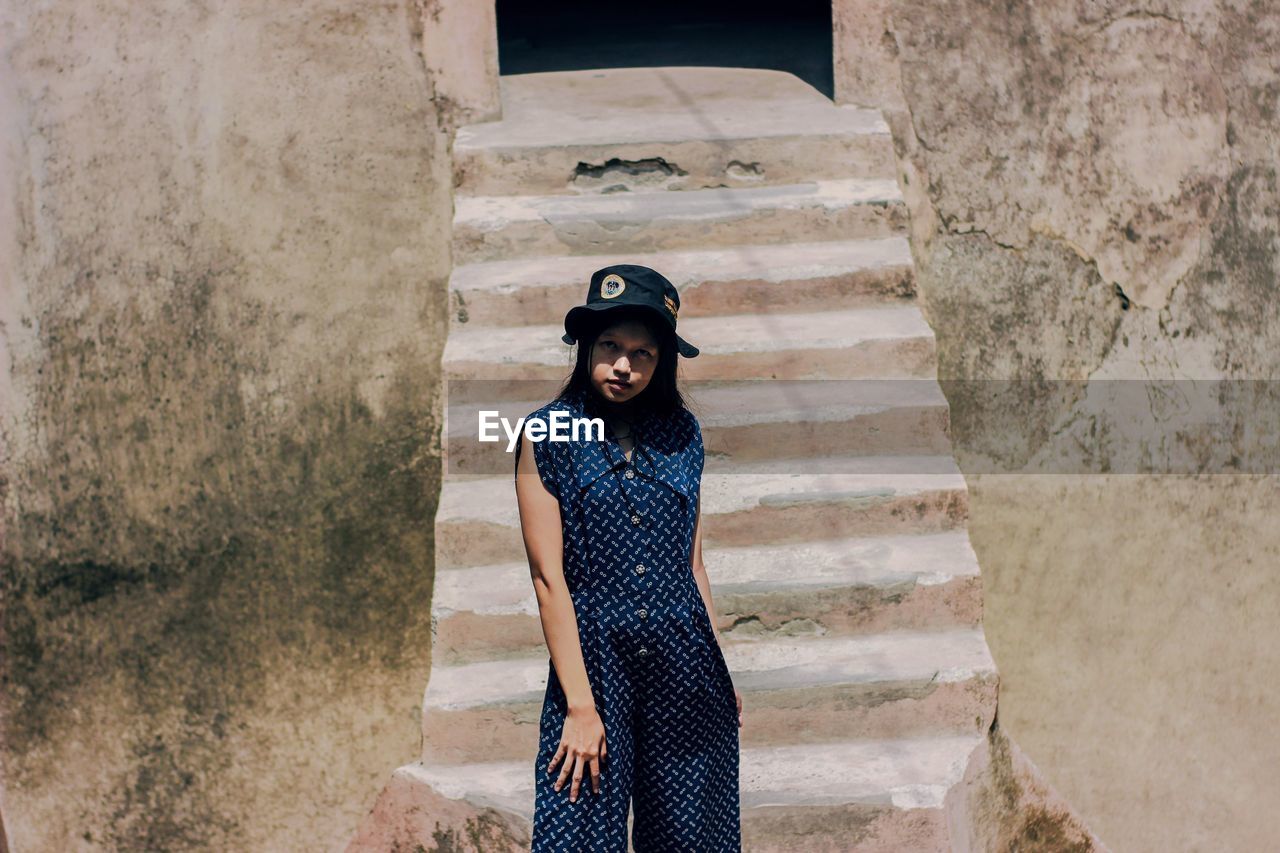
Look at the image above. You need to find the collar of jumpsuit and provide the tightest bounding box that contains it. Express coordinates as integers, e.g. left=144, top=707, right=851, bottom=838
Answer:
left=562, top=386, right=697, bottom=513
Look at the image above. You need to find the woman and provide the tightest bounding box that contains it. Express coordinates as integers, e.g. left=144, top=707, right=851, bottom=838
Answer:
left=513, top=264, right=743, bottom=852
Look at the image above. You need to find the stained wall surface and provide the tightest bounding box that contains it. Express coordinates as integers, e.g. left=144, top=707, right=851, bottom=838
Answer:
left=0, top=2, right=452, bottom=849
left=870, top=2, right=1280, bottom=850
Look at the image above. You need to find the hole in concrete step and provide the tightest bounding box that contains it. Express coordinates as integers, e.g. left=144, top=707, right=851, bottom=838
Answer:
left=725, top=160, right=764, bottom=181
left=724, top=615, right=826, bottom=638
left=571, top=157, right=688, bottom=193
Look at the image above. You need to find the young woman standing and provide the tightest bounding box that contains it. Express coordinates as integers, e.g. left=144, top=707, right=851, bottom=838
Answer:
left=513, top=264, right=742, bottom=852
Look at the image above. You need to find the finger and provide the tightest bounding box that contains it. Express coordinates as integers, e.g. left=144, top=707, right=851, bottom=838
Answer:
left=554, top=746, right=574, bottom=791
left=570, top=755, right=585, bottom=802
left=589, top=756, right=601, bottom=794
left=547, top=742, right=566, bottom=776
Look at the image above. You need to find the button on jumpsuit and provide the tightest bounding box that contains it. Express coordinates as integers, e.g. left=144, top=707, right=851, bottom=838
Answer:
left=515, top=388, right=740, bottom=852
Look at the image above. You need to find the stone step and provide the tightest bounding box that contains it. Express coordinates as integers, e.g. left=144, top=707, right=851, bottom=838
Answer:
left=452, top=178, right=907, bottom=264
left=739, top=735, right=981, bottom=852
left=436, top=455, right=968, bottom=569
left=448, top=237, right=916, bottom=329
left=445, top=379, right=952, bottom=475
left=433, top=530, right=983, bottom=663
left=394, top=733, right=982, bottom=849
left=442, top=305, right=937, bottom=384
left=421, top=627, right=996, bottom=764
left=454, top=66, right=898, bottom=196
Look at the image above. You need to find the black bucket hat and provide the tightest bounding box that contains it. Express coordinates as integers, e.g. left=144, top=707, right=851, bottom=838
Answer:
left=561, top=264, right=699, bottom=358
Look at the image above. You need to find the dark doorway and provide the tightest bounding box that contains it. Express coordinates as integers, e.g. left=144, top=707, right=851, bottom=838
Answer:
left=496, top=0, right=835, bottom=99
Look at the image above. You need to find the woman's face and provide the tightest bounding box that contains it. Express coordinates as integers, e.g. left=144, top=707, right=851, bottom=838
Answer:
left=589, top=319, right=660, bottom=405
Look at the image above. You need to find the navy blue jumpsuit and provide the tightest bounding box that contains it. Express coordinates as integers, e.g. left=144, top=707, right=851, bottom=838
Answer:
left=514, top=386, right=740, bottom=852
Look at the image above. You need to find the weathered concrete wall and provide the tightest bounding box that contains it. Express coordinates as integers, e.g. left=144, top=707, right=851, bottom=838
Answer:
left=945, top=717, right=1106, bottom=853
left=871, top=2, right=1280, bottom=850
left=0, top=2, right=452, bottom=849
left=833, top=0, right=902, bottom=111
left=422, top=0, right=500, bottom=129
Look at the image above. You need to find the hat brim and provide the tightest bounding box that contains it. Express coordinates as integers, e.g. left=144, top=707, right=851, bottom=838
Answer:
left=562, top=303, right=699, bottom=358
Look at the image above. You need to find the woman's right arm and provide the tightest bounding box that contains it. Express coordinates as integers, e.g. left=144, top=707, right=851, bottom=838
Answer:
left=515, top=430, right=607, bottom=803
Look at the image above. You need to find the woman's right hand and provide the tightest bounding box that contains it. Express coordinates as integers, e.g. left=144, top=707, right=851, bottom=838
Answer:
left=547, top=703, right=607, bottom=803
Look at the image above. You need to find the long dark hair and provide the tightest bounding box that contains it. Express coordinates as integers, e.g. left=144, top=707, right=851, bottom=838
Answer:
left=553, top=305, right=691, bottom=419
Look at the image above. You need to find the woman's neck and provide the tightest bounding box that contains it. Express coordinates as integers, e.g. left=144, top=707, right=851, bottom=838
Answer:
left=600, top=401, right=637, bottom=425
left=587, top=387, right=639, bottom=422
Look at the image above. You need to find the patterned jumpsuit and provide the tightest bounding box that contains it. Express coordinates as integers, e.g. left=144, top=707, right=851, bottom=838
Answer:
left=515, top=386, right=740, bottom=852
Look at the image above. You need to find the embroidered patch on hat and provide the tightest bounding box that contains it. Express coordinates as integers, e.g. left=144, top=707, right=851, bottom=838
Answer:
left=601, top=274, right=626, bottom=299
left=663, top=294, right=678, bottom=318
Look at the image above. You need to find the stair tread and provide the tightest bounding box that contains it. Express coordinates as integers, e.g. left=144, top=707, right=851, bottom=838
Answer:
left=435, top=530, right=980, bottom=617
left=450, top=237, right=913, bottom=296
left=438, top=454, right=964, bottom=527
left=452, top=176, right=909, bottom=264
left=457, top=67, right=890, bottom=151
left=425, top=626, right=995, bottom=711
left=400, top=733, right=983, bottom=818
left=444, top=304, right=932, bottom=368
left=455, top=177, right=902, bottom=230
left=449, top=378, right=947, bottom=442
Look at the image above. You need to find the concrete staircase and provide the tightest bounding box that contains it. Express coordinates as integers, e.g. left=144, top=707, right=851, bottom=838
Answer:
left=351, top=67, right=1002, bottom=852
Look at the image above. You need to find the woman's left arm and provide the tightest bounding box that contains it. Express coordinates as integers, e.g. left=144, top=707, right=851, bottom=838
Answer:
left=689, top=491, right=743, bottom=728
left=689, top=492, right=721, bottom=645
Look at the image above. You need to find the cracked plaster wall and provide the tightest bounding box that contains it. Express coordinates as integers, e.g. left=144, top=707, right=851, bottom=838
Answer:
left=0, top=1, right=452, bottom=849
left=853, top=1, right=1280, bottom=850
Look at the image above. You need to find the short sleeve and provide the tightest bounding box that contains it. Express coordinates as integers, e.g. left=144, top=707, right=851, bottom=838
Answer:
left=514, top=409, right=564, bottom=499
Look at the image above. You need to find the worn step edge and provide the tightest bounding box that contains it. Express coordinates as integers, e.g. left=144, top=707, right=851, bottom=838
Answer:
left=455, top=95, right=890, bottom=151
left=433, top=530, right=979, bottom=619
left=424, top=627, right=994, bottom=712
left=436, top=455, right=969, bottom=568
left=459, top=67, right=886, bottom=150
left=446, top=381, right=951, bottom=471
left=438, top=454, right=966, bottom=527
left=454, top=177, right=903, bottom=229
left=448, top=237, right=916, bottom=327
left=449, top=377, right=947, bottom=435
left=454, top=133, right=898, bottom=197
left=403, top=733, right=984, bottom=823
left=451, top=237, right=912, bottom=295
left=443, top=304, right=934, bottom=369
left=452, top=178, right=907, bottom=263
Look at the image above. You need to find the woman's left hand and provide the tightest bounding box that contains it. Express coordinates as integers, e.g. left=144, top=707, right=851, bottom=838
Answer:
left=734, top=687, right=743, bottom=728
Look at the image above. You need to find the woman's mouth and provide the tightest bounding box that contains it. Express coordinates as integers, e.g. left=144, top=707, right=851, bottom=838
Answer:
left=607, top=379, right=631, bottom=390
